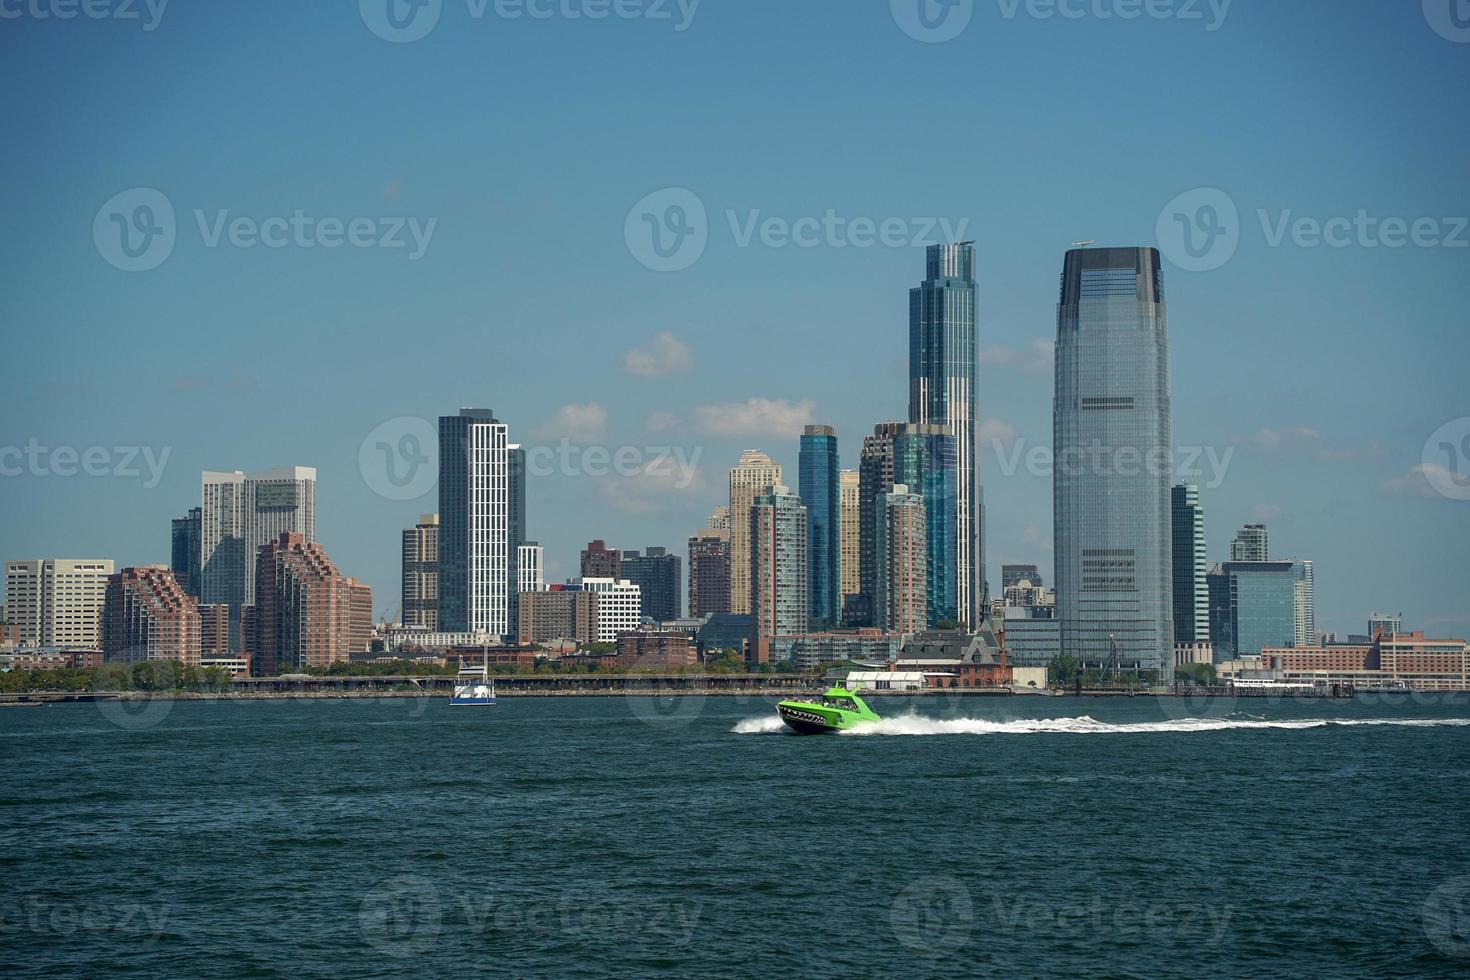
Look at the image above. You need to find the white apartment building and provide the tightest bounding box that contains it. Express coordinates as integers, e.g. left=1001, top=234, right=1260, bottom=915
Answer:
left=580, top=578, right=642, bottom=643
left=4, top=558, right=115, bottom=648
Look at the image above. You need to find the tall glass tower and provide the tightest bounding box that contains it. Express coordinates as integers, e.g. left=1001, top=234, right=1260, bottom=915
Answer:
left=909, top=242, right=981, bottom=626
left=1171, top=483, right=1208, bottom=643
left=438, top=408, right=510, bottom=637
left=1053, top=247, right=1174, bottom=681
left=893, top=423, right=959, bottom=627
left=798, top=425, right=840, bottom=628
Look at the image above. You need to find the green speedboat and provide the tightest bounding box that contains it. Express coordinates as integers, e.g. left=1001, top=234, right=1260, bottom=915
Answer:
left=776, top=685, right=881, bottom=735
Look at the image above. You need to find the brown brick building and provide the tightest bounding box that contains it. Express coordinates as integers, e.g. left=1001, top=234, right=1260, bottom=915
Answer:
left=250, top=533, right=371, bottom=676
left=617, top=630, right=696, bottom=671
left=580, top=539, right=620, bottom=580
left=687, top=529, right=731, bottom=618
left=102, top=566, right=202, bottom=666
left=517, top=587, right=598, bottom=645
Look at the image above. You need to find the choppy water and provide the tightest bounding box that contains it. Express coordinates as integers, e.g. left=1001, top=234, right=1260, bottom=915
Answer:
left=4, top=693, right=1470, bottom=977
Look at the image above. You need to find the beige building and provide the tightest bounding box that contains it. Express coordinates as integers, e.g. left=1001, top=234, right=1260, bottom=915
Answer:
left=4, top=558, right=115, bottom=648
left=727, top=450, right=781, bottom=615
left=401, top=513, right=439, bottom=630
left=839, top=469, right=860, bottom=610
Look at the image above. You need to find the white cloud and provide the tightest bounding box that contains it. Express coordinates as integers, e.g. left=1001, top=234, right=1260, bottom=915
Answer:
left=600, top=453, right=707, bottom=514
left=979, top=339, right=1054, bottom=374
left=645, top=411, right=680, bottom=433
left=694, top=398, right=814, bottom=438
left=533, top=403, right=608, bottom=443
left=978, top=418, right=1019, bottom=450
left=621, top=331, right=694, bottom=378
left=1247, top=426, right=1383, bottom=462
left=1250, top=426, right=1321, bottom=449
left=1383, top=464, right=1452, bottom=499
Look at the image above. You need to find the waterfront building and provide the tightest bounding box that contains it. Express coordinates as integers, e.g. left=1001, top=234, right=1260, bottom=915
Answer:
left=839, top=469, right=860, bottom=613
left=1171, top=484, right=1209, bottom=643
left=1053, top=246, right=1174, bottom=681
left=750, top=484, right=807, bottom=663
left=1230, top=523, right=1269, bottom=562
left=799, top=425, right=841, bottom=629
left=438, top=409, right=511, bottom=637
left=1293, top=559, right=1316, bottom=648
left=102, top=566, right=201, bottom=666
left=1263, top=633, right=1469, bottom=692
left=3, top=558, right=114, bottom=649
left=507, top=443, right=528, bottom=639
left=909, top=242, right=982, bottom=623
left=578, top=578, right=642, bottom=643
left=517, top=543, right=544, bottom=596
left=401, top=514, right=439, bottom=630
left=895, top=626, right=1010, bottom=688
left=893, top=423, right=959, bottom=627
left=728, top=450, right=782, bottom=616
left=170, top=508, right=202, bottom=598
left=855, top=421, right=904, bottom=627
left=579, top=539, right=621, bottom=580
left=621, top=547, right=681, bottom=622
left=1001, top=564, right=1042, bottom=590
left=687, top=527, right=731, bottom=619
left=761, top=629, right=901, bottom=672
left=1001, top=610, right=1061, bottom=667
left=200, top=603, right=231, bottom=657
left=875, top=485, right=928, bottom=635
left=251, top=532, right=371, bottom=676
left=695, top=613, right=754, bottom=660
left=517, top=587, right=598, bottom=646
left=1207, top=560, right=1306, bottom=659
left=616, top=629, right=696, bottom=671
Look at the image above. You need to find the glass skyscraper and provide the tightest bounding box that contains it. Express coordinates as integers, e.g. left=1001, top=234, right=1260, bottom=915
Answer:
left=909, top=243, right=981, bottom=626
left=438, top=408, right=510, bottom=637
left=1171, top=484, right=1209, bottom=643
left=798, top=425, right=840, bottom=628
left=1053, top=247, right=1174, bottom=680
left=893, top=423, right=959, bottom=627
left=1207, top=560, right=1302, bottom=658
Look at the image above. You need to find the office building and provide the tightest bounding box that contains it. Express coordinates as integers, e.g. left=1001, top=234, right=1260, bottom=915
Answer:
left=621, top=547, right=681, bottom=623
left=3, top=558, right=114, bottom=649
left=1207, top=560, right=1306, bottom=659
left=1001, top=564, right=1042, bottom=590
left=839, top=469, right=860, bottom=612
left=1171, top=484, right=1209, bottom=643
left=1230, top=523, right=1269, bottom=562
left=401, top=514, right=439, bottom=630
left=855, top=421, right=904, bottom=626
left=909, top=241, right=981, bottom=623
left=1053, top=246, right=1174, bottom=681
left=761, top=630, right=901, bottom=672
left=799, top=425, right=841, bottom=628
left=579, top=578, right=641, bottom=643
left=580, top=539, right=621, bottom=580
left=102, top=566, right=201, bottom=666
left=1001, top=609, right=1061, bottom=667
left=517, top=543, right=544, bottom=596
left=687, top=527, right=731, bottom=619
left=728, top=450, right=782, bottom=616
left=438, top=409, right=511, bottom=637
left=251, top=532, right=371, bottom=676
left=893, top=422, right=959, bottom=627
left=750, top=484, right=807, bottom=662
left=875, top=485, right=928, bottom=635
left=170, top=507, right=201, bottom=598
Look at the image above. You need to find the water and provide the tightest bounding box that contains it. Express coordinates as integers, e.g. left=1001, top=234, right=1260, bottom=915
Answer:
left=4, top=693, right=1470, bottom=977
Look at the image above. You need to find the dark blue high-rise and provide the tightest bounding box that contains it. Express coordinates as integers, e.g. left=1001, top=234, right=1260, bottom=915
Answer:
left=799, top=425, right=840, bottom=628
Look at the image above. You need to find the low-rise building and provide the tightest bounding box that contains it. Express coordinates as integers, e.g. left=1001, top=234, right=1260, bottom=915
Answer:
left=616, top=630, right=696, bottom=671
left=762, top=630, right=901, bottom=671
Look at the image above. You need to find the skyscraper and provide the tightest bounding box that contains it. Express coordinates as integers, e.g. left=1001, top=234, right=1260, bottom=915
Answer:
left=838, top=469, right=860, bottom=614
left=875, top=485, right=928, bottom=635
left=728, top=450, right=781, bottom=616
left=688, top=526, right=731, bottom=619
left=1053, top=246, right=1174, bottom=680
left=401, top=514, right=439, bottom=630
left=856, top=422, right=904, bottom=627
left=799, top=425, right=840, bottom=628
left=909, top=242, right=981, bottom=624
left=508, top=444, right=528, bottom=638
left=621, top=547, right=682, bottom=622
left=749, top=484, right=807, bottom=663
left=1171, top=484, right=1209, bottom=643
left=1230, top=523, right=1269, bottom=561
left=438, top=409, right=511, bottom=637
left=1293, top=559, right=1315, bottom=647
left=893, top=422, right=959, bottom=627
left=517, top=543, right=544, bottom=596
left=170, top=508, right=201, bottom=598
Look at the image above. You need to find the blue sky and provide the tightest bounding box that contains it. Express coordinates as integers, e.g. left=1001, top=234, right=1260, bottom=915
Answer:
left=1, top=0, right=1467, bottom=637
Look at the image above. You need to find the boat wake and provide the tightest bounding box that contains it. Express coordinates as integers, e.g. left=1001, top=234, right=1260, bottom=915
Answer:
left=835, top=714, right=1470, bottom=736
left=732, top=713, right=1470, bottom=736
